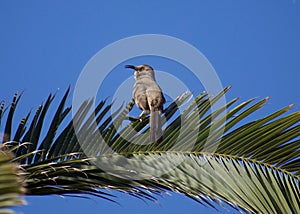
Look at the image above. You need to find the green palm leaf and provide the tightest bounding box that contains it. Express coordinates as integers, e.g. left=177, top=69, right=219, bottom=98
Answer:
left=1, top=86, right=299, bottom=213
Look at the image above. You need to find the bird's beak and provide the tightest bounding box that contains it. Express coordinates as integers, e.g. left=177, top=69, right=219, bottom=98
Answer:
left=125, top=65, right=136, bottom=70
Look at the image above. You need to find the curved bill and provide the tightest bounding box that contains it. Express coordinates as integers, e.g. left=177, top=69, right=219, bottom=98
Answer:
left=125, top=65, right=136, bottom=70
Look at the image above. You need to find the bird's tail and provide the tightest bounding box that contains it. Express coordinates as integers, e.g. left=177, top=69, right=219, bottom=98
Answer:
left=150, top=110, right=163, bottom=143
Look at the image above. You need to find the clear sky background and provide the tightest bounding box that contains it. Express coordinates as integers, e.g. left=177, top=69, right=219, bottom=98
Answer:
left=1, top=1, right=300, bottom=214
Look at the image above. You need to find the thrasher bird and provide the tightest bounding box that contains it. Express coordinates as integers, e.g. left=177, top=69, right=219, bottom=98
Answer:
left=125, top=64, right=166, bottom=143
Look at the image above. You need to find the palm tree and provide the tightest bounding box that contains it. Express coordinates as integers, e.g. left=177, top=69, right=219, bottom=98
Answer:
left=0, top=86, right=299, bottom=213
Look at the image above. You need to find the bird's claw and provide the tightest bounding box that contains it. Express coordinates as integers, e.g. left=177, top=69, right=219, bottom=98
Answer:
left=127, top=114, right=147, bottom=122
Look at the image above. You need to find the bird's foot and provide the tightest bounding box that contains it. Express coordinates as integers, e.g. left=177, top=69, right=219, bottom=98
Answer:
left=127, top=114, right=147, bottom=122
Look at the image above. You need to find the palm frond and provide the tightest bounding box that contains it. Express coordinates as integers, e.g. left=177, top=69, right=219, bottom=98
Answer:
left=1, top=86, right=299, bottom=213
left=0, top=148, right=25, bottom=214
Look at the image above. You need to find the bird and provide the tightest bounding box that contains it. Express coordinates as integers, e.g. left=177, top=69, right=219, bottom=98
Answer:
left=125, top=64, right=166, bottom=143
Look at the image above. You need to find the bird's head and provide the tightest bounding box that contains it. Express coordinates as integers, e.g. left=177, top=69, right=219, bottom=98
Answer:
left=125, top=64, right=155, bottom=80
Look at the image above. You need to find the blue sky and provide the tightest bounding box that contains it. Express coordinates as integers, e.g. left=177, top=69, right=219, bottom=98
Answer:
left=1, top=1, right=300, bottom=214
